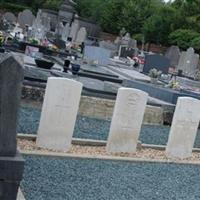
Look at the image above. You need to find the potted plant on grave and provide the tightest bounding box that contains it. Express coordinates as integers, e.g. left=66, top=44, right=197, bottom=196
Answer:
left=149, top=68, right=162, bottom=84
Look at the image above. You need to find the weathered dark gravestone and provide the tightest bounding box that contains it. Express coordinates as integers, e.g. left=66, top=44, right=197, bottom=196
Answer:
left=0, top=54, right=24, bottom=199
left=165, top=45, right=180, bottom=67
left=143, top=54, right=170, bottom=74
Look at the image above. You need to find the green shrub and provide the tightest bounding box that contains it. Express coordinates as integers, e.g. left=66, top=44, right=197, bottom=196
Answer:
left=168, top=29, right=200, bottom=50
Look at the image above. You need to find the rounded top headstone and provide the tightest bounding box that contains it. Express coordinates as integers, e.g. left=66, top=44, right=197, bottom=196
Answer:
left=3, top=12, right=17, bottom=23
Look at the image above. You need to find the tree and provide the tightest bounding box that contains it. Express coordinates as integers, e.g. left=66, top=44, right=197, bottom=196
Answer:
left=143, top=5, right=177, bottom=44
left=168, top=29, right=200, bottom=50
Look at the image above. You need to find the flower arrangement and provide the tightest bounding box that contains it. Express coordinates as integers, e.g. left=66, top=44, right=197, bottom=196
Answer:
left=149, top=68, right=162, bottom=79
left=166, top=80, right=180, bottom=90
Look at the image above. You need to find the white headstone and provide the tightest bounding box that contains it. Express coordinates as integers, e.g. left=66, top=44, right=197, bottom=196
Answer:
left=166, top=97, right=200, bottom=159
left=36, top=78, right=83, bottom=151
left=69, top=21, right=79, bottom=42
left=106, top=88, right=148, bottom=153
left=76, top=27, right=87, bottom=44
left=62, top=23, right=70, bottom=42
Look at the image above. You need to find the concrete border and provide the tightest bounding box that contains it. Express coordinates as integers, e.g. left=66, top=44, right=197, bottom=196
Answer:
left=17, top=134, right=107, bottom=146
left=21, top=150, right=200, bottom=166
left=17, top=133, right=200, bottom=152
left=18, top=134, right=200, bottom=166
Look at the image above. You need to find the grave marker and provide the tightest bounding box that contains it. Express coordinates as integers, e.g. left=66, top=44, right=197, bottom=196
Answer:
left=166, top=97, right=200, bottom=159
left=0, top=54, right=24, bottom=200
left=143, top=54, right=170, bottom=74
left=106, top=88, right=148, bottom=153
left=177, top=47, right=199, bottom=77
left=36, top=78, right=83, bottom=151
left=165, top=46, right=180, bottom=67
left=76, top=27, right=87, bottom=44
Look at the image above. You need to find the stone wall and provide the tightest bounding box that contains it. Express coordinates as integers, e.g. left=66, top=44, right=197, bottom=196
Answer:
left=21, top=85, right=164, bottom=125
left=79, top=96, right=163, bottom=125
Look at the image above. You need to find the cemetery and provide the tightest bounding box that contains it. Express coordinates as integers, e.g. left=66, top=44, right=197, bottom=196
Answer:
left=0, top=0, right=200, bottom=200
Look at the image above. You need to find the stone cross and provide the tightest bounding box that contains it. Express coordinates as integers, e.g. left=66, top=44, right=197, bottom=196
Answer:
left=36, top=78, right=83, bottom=151
left=166, top=97, right=200, bottom=159
left=106, top=88, right=148, bottom=153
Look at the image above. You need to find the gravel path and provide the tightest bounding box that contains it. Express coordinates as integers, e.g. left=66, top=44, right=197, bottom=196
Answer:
left=21, top=155, right=200, bottom=200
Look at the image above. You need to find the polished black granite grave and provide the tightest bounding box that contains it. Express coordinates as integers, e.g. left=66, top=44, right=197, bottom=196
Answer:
left=0, top=55, right=25, bottom=200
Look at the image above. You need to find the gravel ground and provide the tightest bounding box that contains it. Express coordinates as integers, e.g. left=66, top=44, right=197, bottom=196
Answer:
left=17, top=106, right=200, bottom=147
left=18, top=139, right=200, bottom=162
left=21, top=155, right=200, bottom=200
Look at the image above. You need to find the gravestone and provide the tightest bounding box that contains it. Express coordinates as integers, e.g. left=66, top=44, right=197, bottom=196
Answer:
left=76, top=27, right=87, bottom=44
left=18, top=9, right=35, bottom=29
left=62, top=23, right=70, bottom=42
left=143, top=54, right=170, bottom=74
left=121, top=33, right=131, bottom=46
left=42, top=16, right=51, bottom=33
left=0, top=54, right=24, bottom=199
left=128, top=38, right=137, bottom=49
left=69, top=21, right=79, bottom=42
left=165, top=46, right=180, bottom=67
left=36, top=78, right=83, bottom=151
left=166, top=97, right=200, bottom=159
left=106, top=88, right=148, bottom=153
left=3, top=12, right=17, bottom=24
left=119, top=46, right=138, bottom=58
left=84, top=46, right=112, bottom=66
left=177, top=47, right=199, bottom=77
left=99, top=41, right=117, bottom=57
left=55, top=22, right=64, bottom=36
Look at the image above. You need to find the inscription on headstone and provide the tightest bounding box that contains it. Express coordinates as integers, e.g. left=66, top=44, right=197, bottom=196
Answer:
left=166, top=97, right=200, bottom=159
left=36, top=78, right=83, bottom=151
left=106, top=88, right=148, bottom=153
